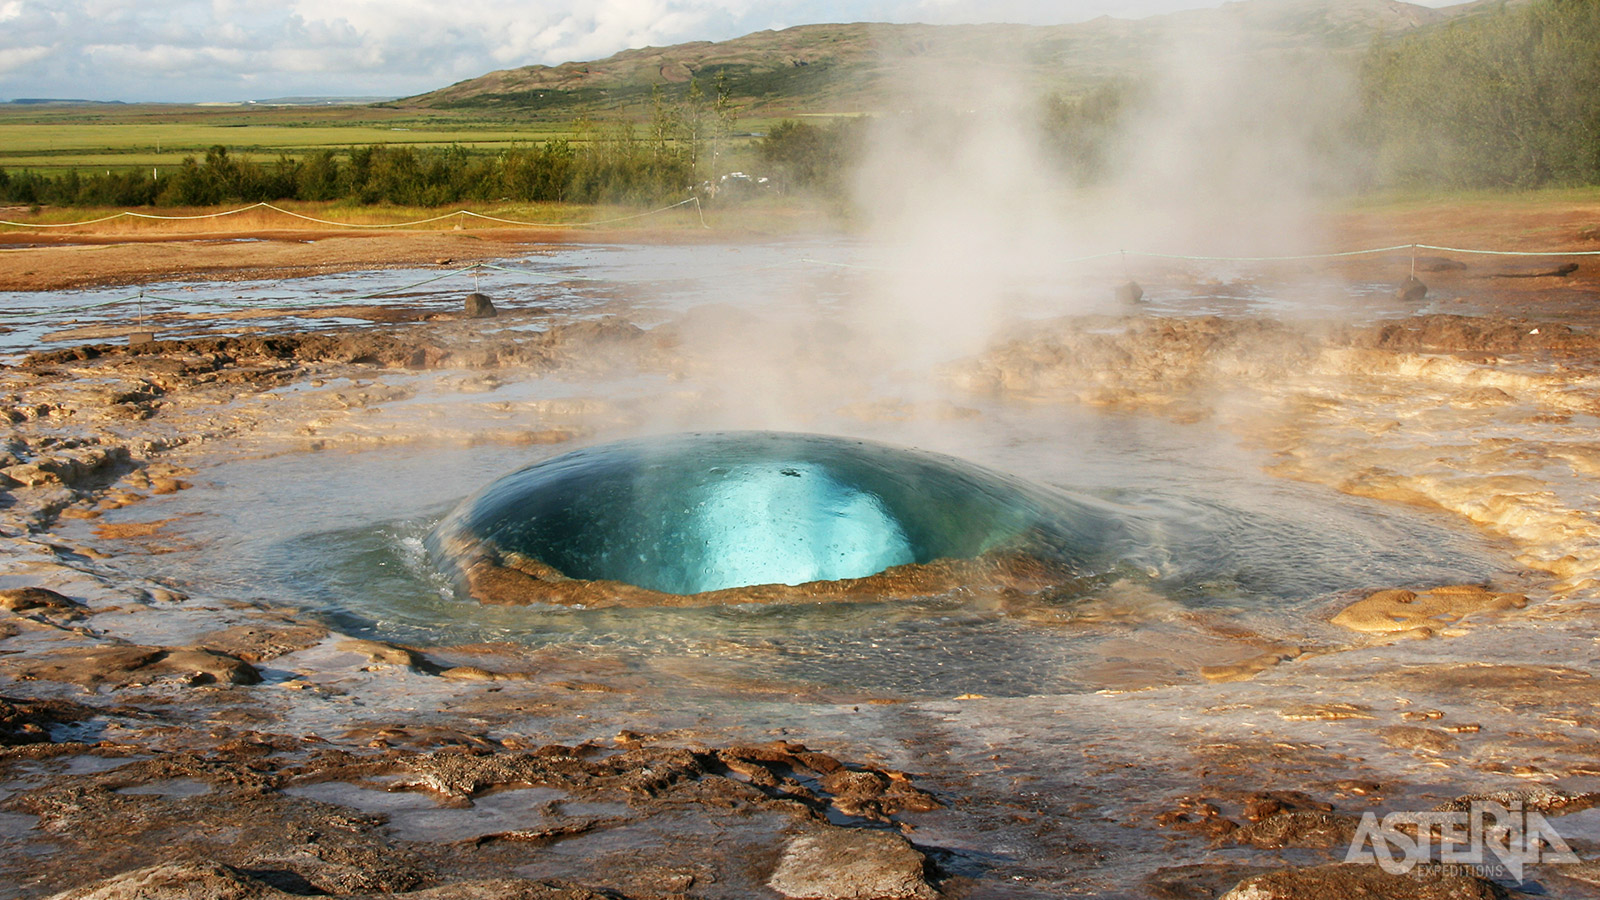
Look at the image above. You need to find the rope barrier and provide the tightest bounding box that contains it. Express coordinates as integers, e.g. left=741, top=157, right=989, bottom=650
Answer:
left=0, top=197, right=709, bottom=230
left=476, top=262, right=608, bottom=282
left=354, top=264, right=486, bottom=299
left=801, top=243, right=1600, bottom=271
left=1125, top=244, right=1421, bottom=262
left=1414, top=243, right=1600, bottom=257
left=2, top=231, right=1593, bottom=325
left=4, top=195, right=1593, bottom=254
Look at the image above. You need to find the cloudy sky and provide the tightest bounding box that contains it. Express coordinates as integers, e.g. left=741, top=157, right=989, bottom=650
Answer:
left=2, top=0, right=1461, bottom=103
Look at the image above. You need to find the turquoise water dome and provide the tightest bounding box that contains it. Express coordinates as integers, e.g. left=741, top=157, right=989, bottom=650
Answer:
left=428, top=432, right=1131, bottom=597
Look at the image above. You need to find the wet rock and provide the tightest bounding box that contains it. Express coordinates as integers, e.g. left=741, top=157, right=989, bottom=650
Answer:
left=1144, top=864, right=1270, bottom=900
left=1330, top=585, right=1526, bottom=635
left=767, top=827, right=935, bottom=900
left=1549, top=860, right=1600, bottom=887
left=464, top=292, right=498, bottom=319
left=1387, top=663, right=1597, bottom=714
left=336, top=638, right=424, bottom=670
left=438, top=665, right=529, bottom=682
left=1198, top=646, right=1300, bottom=683
left=1153, top=795, right=1237, bottom=839
left=41, top=863, right=288, bottom=900
left=28, top=332, right=445, bottom=371
left=0, top=586, right=85, bottom=615
left=39, top=863, right=615, bottom=900
left=1277, top=702, right=1374, bottom=722
left=1226, top=811, right=1360, bottom=849
left=1239, top=791, right=1333, bottom=822
left=399, top=881, right=620, bottom=900
left=2, top=447, right=128, bottom=488
left=0, top=695, right=91, bottom=745
left=198, top=623, right=329, bottom=663
left=1381, top=725, right=1459, bottom=754
left=158, top=648, right=263, bottom=685
left=6, top=643, right=260, bottom=688
left=1438, top=786, right=1600, bottom=814
left=1396, top=276, right=1428, bottom=302
left=1219, top=862, right=1508, bottom=899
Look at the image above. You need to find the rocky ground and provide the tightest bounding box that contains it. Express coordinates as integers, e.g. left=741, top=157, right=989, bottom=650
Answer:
left=3, top=218, right=1600, bottom=899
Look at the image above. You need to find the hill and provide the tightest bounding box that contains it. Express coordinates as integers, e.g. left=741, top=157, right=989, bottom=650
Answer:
left=400, top=0, right=1486, bottom=116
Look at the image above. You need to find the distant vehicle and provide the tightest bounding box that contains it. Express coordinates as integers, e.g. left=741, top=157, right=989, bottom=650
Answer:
left=695, top=171, right=773, bottom=201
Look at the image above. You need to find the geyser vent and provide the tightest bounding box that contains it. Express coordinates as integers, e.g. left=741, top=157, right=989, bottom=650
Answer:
left=428, top=432, right=1126, bottom=600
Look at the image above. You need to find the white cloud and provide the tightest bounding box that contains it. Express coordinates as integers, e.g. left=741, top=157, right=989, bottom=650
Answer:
left=0, top=44, right=49, bottom=74
left=0, top=2, right=22, bottom=22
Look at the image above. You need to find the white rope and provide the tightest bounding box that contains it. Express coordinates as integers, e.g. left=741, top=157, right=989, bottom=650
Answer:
left=5, top=199, right=1597, bottom=256
left=0, top=197, right=709, bottom=230
left=257, top=203, right=465, bottom=228
left=1414, top=243, right=1600, bottom=257
left=125, top=204, right=272, bottom=222
left=1, top=211, right=134, bottom=227
left=1128, top=244, right=1420, bottom=262
left=805, top=242, right=1600, bottom=270
left=461, top=196, right=708, bottom=228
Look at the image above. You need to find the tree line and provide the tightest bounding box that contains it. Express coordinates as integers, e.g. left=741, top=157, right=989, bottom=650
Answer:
left=0, top=80, right=738, bottom=209
left=1359, top=0, right=1600, bottom=189
left=0, top=137, right=697, bottom=209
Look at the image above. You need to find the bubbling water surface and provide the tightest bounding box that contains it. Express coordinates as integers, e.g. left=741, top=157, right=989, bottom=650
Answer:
left=427, top=432, right=1141, bottom=596
left=84, top=397, right=1516, bottom=698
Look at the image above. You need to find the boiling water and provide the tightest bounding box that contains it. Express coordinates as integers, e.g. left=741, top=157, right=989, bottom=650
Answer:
left=100, top=403, right=1511, bottom=700
left=427, top=432, right=1145, bottom=596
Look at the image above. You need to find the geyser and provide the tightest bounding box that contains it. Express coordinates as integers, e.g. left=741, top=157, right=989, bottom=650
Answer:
left=428, top=431, right=1135, bottom=605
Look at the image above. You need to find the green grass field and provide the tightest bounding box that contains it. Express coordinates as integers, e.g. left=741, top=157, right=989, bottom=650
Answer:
left=0, top=106, right=570, bottom=175
left=0, top=103, right=787, bottom=177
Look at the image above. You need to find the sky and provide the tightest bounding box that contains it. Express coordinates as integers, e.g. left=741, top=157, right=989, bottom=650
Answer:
left=1, top=0, right=1463, bottom=103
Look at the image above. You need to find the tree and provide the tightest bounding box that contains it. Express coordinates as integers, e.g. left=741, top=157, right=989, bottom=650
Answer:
left=1360, top=0, right=1600, bottom=188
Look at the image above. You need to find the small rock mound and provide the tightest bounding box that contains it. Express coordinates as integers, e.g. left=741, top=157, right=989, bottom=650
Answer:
left=0, top=586, right=85, bottom=615
left=0, top=695, right=91, bottom=746
left=767, top=827, right=936, bottom=900
left=464, top=292, right=498, bottom=319
left=42, top=864, right=614, bottom=900
left=1330, top=585, right=1526, bottom=636
left=1396, top=276, right=1428, bottom=302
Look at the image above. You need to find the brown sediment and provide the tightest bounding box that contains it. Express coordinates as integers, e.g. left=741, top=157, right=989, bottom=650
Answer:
left=448, top=536, right=1086, bottom=609
left=0, top=224, right=726, bottom=292
left=1328, top=585, right=1527, bottom=636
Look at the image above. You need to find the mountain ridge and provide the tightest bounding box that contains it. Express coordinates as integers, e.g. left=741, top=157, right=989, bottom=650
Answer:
left=399, top=0, right=1494, bottom=115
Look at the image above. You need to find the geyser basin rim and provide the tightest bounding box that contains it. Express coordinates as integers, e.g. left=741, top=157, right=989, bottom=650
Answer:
left=428, top=431, right=1140, bottom=606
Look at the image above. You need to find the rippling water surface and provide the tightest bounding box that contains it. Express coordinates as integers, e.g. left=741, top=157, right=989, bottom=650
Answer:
left=115, top=402, right=1510, bottom=699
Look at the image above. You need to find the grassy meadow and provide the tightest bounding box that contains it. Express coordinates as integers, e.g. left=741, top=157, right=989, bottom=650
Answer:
left=0, top=103, right=786, bottom=178
left=0, top=105, right=584, bottom=177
